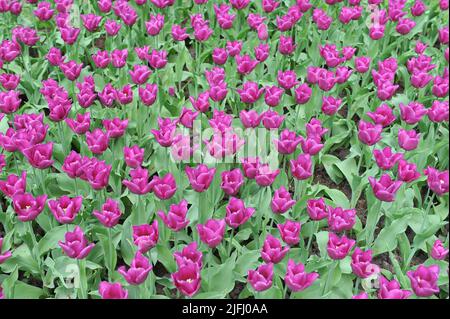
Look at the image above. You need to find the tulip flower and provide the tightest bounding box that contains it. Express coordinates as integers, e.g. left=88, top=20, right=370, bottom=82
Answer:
left=358, top=120, right=383, bottom=146
left=123, top=167, right=152, bottom=195
left=174, top=242, right=203, bottom=268
left=274, top=129, right=302, bottom=155
left=261, top=235, right=289, bottom=264
left=277, top=220, right=301, bottom=246
left=172, top=263, right=201, bottom=297
left=48, top=196, right=83, bottom=224
left=118, top=251, right=153, bottom=285
left=378, top=276, right=412, bottom=299
left=352, top=292, right=369, bottom=299
left=98, top=282, right=128, bottom=299
left=407, top=265, right=440, bottom=297
left=367, top=104, right=396, bottom=127
left=149, top=173, right=177, bottom=200
left=328, top=207, right=356, bottom=232
left=133, top=221, right=159, bottom=254
left=12, top=193, right=47, bottom=222
left=369, top=174, right=403, bottom=202
left=373, top=147, right=403, bottom=170
left=224, top=196, right=256, bottom=230
left=0, top=171, right=27, bottom=198
left=351, top=248, right=380, bottom=278
left=271, top=186, right=296, bottom=214
left=59, top=226, right=95, bottom=259
left=290, top=154, right=312, bottom=180
left=327, top=232, right=355, bottom=260
left=397, top=159, right=421, bottom=183
left=248, top=263, right=274, bottom=292
left=430, top=239, right=449, bottom=260
left=22, top=142, right=54, bottom=169
left=423, top=167, right=449, bottom=196
left=197, top=219, right=226, bottom=248
left=123, top=145, right=145, bottom=168
left=255, top=164, right=279, bottom=187
left=284, top=260, right=319, bottom=292
left=185, top=164, right=216, bottom=193
left=93, top=198, right=122, bottom=228
left=220, top=169, right=244, bottom=196
left=157, top=199, right=190, bottom=232
left=398, top=129, right=420, bottom=151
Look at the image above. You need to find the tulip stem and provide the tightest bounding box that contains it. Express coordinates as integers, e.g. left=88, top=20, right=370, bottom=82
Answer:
left=12, top=152, right=20, bottom=176
left=306, top=221, right=318, bottom=256
left=77, top=259, right=88, bottom=299
left=107, top=227, right=114, bottom=281
left=283, top=284, right=289, bottom=299
left=227, top=228, right=235, bottom=256
left=353, top=277, right=361, bottom=295
left=322, top=260, right=337, bottom=298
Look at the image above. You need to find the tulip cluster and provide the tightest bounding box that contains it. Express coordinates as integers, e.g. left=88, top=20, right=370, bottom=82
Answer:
left=0, top=0, right=448, bottom=301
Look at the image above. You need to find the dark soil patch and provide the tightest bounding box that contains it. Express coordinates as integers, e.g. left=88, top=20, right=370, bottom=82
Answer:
left=229, top=281, right=245, bottom=299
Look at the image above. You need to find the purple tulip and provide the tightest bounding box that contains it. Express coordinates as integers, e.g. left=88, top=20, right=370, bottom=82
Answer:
left=59, top=226, right=95, bottom=259
left=285, top=260, right=319, bottom=292
left=118, top=251, right=153, bottom=285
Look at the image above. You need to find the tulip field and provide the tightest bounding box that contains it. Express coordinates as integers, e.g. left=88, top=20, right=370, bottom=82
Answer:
left=0, top=0, right=449, bottom=300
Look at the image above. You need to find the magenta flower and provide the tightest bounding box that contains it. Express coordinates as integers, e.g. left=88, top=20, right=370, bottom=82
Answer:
left=99, top=282, right=128, bottom=299
left=423, top=167, right=449, bottom=196
left=237, top=82, right=264, bottom=104
left=397, top=159, right=421, bottom=183
left=271, top=186, right=296, bottom=214
left=351, top=248, right=380, bottom=278
left=65, top=113, right=91, bottom=135
left=197, top=219, right=226, bottom=248
left=277, top=220, right=301, bottom=246
left=295, top=83, right=312, bottom=104
left=373, top=147, right=403, bottom=170
left=133, top=221, right=159, bottom=254
left=261, top=235, right=289, bottom=264
left=86, top=128, right=109, bottom=155
left=327, top=232, right=355, bottom=260
left=407, top=265, right=440, bottom=297
left=123, top=145, right=145, bottom=168
left=328, top=206, right=356, bottom=232
left=118, top=251, right=153, bottom=285
left=185, top=164, right=216, bottom=193
left=149, top=173, right=177, bottom=200
left=123, top=168, right=152, bottom=195
left=358, top=120, right=383, bottom=146
left=172, top=263, right=201, bottom=297
left=248, top=263, right=274, bottom=292
left=174, top=242, right=203, bottom=269
left=129, top=65, right=152, bottom=85
left=93, top=198, right=122, bottom=228
left=378, top=276, right=412, bottom=299
left=22, top=142, right=54, bottom=169
left=157, top=199, right=190, bottom=232
left=306, top=198, right=328, bottom=221
left=274, top=129, right=302, bottom=155
left=239, top=110, right=261, bottom=128
left=59, top=226, right=95, bottom=259
left=290, top=154, right=312, bottom=180
left=398, top=128, right=420, bottom=151
left=430, top=239, right=449, bottom=260
left=369, top=174, right=403, bottom=202
left=285, top=260, right=319, bottom=292
left=367, top=104, right=396, bottom=127
left=12, top=193, right=47, bottom=222
left=48, top=196, right=83, bottom=224
left=225, top=197, right=255, bottom=228
left=220, top=169, right=244, bottom=196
